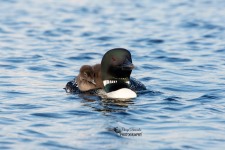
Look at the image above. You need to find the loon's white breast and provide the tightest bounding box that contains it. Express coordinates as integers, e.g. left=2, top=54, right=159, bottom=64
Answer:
left=106, top=88, right=137, bottom=99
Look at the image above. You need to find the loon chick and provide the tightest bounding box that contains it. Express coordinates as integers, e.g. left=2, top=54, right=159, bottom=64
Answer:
left=76, top=65, right=97, bottom=91
left=76, top=64, right=104, bottom=91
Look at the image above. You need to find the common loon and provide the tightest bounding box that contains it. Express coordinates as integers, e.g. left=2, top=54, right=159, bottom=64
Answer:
left=65, top=48, right=147, bottom=99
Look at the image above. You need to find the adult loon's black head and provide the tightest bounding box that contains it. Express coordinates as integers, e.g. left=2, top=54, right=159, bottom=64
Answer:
left=101, top=48, right=135, bottom=93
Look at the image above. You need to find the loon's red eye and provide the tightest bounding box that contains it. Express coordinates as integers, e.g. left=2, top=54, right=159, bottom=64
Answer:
left=112, top=56, right=116, bottom=61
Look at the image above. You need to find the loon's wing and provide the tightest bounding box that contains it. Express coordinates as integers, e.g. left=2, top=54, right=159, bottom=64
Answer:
left=64, top=77, right=146, bottom=94
left=130, top=77, right=147, bottom=91
left=64, top=77, right=100, bottom=94
left=64, top=79, right=79, bottom=93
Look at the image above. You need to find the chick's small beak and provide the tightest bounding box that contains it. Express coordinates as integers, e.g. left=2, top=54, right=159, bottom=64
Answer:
left=91, top=79, right=96, bottom=85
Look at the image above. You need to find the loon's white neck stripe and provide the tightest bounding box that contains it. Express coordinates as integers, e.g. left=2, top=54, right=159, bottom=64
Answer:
left=103, top=80, right=130, bottom=86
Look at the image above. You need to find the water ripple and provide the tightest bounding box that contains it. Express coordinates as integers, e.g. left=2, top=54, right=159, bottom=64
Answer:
left=133, top=38, right=164, bottom=45
left=91, top=36, right=116, bottom=41
left=9, top=104, right=42, bottom=110
left=191, top=94, right=221, bottom=103
left=28, top=66, right=51, bottom=72
left=31, top=113, right=66, bottom=119
left=0, top=64, right=17, bottom=69
left=66, top=110, right=94, bottom=116
left=156, top=56, right=191, bottom=62
left=20, top=129, right=48, bottom=138
left=40, top=141, right=76, bottom=150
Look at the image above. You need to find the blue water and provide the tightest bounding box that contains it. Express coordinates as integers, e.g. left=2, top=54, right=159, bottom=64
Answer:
left=1, top=0, right=225, bottom=149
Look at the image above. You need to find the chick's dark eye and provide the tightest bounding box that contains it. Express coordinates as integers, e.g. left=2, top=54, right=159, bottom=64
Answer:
left=84, top=72, right=87, bottom=77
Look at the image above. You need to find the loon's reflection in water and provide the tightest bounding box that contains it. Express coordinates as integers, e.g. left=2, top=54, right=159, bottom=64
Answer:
left=79, top=94, right=133, bottom=113
left=78, top=89, right=162, bottom=113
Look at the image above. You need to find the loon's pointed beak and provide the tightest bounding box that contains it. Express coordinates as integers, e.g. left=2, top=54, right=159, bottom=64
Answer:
left=121, top=58, right=134, bottom=70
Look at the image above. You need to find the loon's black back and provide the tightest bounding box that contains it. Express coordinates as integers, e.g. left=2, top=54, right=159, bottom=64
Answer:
left=64, top=77, right=146, bottom=95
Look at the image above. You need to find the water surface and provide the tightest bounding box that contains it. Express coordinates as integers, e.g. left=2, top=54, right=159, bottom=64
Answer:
left=1, top=0, right=225, bottom=149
